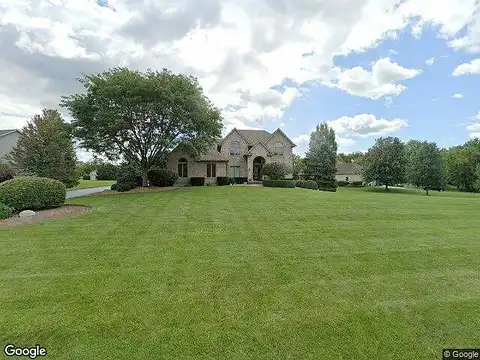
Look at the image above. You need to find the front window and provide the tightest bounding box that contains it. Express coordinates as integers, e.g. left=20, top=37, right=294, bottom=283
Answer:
left=178, top=158, right=188, bottom=178
left=230, top=166, right=240, bottom=178
left=229, top=141, right=242, bottom=155
left=273, top=142, right=284, bottom=155
left=207, top=162, right=217, bottom=178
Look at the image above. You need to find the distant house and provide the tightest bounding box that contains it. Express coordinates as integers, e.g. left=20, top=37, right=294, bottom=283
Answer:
left=89, top=170, right=97, bottom=180
left=336, top=163, right=363, bottom=183
left=167, top=128, right=296, bottom=184
left=0, top=129, right=21, bottom=164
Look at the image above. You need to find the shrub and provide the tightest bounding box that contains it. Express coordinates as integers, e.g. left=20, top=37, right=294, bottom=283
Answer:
left=82, top=174, right=90, bottom=181
left=147, top=168, right=178, bottom=187
left=63, top=178, right=79, bottom=189
left=0, top=164, right=16, bottom=183
left=116, top=163, right=142, bottom=188
left=263, top=179, right=296, bottom=188
left=216, top=177, right=230, bottom=186
left=0, top=202, right=13, bottom=220
left=229, top=177, right=248, bottom=184
left=295, top=180, right=318, bottom=190
left=263, top=162, right=291, bottom=180
left=316, top=178, right=338, bottom=192
left=96, top=163, right=118, bottom=180
left=348, top=181, right=363, bottom=187
left=110, top=183, right=118, bottom=191
left=116, top=183, right=132, bottom=192
left=0, top=176, right=66, bottom=212
left=190, top=177, right=205, bottom=186
left=337, top=180, right=348, bottom=187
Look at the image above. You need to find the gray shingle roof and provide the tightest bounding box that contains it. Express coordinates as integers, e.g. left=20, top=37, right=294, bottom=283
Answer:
left=196, top=145, right=229, bottom=162
left=236, top=130, right=272, bottom=145
left=336, top=163, right=363, bottom=175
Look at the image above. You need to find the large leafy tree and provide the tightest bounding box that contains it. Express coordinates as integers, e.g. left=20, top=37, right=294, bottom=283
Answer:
left=304, top=123, right=338, bottom=187
left=292, top=154, right=305, bottom=179
left=443, top=139, right=480, bottom=192
left=406, top=141, right=445, bottom=195
left=363, top=137, right=406, bottom=190
left=9, top=109, right=78, bottom=188
left=61, top=68, right=223, bottom=186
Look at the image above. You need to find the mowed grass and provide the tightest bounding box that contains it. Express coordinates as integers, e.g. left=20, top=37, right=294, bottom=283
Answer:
left=1, top=187, right=480, bottom=359
left=71, top=179, right=116, bottom=190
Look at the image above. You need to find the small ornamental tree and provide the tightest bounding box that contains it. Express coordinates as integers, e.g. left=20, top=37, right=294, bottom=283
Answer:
left=61, top=67, right=223, bottom=186
left=263, top=162, right=291, bottom=180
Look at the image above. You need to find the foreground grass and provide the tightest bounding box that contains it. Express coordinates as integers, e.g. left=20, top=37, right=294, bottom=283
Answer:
left=71, top=179, right=115, bottom=190
left=1, top=187, right=480, bottom=359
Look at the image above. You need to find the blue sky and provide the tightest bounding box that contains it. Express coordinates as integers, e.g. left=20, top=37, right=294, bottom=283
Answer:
left=1, top=0, right=480, bottom=159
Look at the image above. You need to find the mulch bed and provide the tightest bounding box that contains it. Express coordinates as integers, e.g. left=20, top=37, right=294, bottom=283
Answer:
left=0, top=204, right=91, bottom=227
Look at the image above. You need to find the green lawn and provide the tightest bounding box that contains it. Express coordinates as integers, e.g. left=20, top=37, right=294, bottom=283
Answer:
left=1, top=187, right=480, bottom=359
left=72, top=179, right=116, bottom=190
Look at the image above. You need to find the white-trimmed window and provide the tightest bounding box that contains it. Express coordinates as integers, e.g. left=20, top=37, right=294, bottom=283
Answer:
left=230, top=166, right=240, bottom=178
left=207, top=162, right=217, bottom=178
left=178, top=158, right=188, bottom=178
left=229, top=141, right=242, bottom=155
left=273, top=142, right=284, bottom=155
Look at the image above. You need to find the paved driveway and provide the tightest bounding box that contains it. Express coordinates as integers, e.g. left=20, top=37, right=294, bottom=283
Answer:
left=66, top=186, right=111, bottom=199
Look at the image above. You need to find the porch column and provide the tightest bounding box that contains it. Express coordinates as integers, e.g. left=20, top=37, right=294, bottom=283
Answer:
left=247, top=156, right=253, bottom=181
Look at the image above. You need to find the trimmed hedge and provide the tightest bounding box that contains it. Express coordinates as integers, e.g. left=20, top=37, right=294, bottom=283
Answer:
left=316, top=179, right=338, bottom=192
left=82, top=174, right=90, bottom=181
left=0, top=164, right=15, bottom=183
left=116, top=183, right=133, bottom=192
left=0, top=202, right=13, bottom=220
left=0, top=176, right=66, bottom=212
left=230, top=177, right=248, bottom=184
left=295, top=180, right=318, bottom=190
left=263, top=179, right=296, bottom=188
left=147, top=168, right=178, bottom=187
left=216, top=177, right=230, bottom=186
left=110, top=183, right=118, bottom=191
left=190, top=177, right=205, bottom=186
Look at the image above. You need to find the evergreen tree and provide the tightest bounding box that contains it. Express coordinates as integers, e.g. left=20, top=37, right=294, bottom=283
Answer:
left=304, top=123, right=338, bottom=191
left=10, top=109, right=78, bottom=188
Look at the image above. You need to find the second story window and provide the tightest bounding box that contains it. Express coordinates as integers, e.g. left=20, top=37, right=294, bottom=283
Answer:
left=273, top=142, right=284, bottom=155
left=229, top=141, right=242, bottom=155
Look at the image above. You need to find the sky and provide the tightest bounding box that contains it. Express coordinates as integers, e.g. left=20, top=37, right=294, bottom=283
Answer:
left=1, top=0, right=480, bottom=160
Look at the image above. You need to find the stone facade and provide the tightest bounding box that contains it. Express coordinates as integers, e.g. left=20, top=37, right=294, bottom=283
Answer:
left=167, top=128, right=296, bottom=184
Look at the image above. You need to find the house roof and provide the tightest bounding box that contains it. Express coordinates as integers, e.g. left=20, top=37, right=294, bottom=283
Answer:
left=243, top=141, right=272, bottom=157
left=336, top=163, right=363, bottom=175
left=195, top=145, right=229, bottom=162
left=237, top=130, right=271, bottom=145
left=0, top=129, right=20, bottom=138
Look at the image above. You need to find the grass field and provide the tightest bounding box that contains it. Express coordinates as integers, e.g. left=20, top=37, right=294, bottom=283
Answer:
left=1, top=186, right=480, bottom=359
left=71, top=179, right=116, bottom=190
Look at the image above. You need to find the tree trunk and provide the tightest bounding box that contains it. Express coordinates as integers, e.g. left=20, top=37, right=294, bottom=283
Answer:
left=385, top=183, right=389, bottom=191
left=142, top=169, right=149, bottom=187
left=426, top=188, right=429, bottom=196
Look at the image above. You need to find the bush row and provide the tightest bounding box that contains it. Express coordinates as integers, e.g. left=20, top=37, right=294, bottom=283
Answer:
left=337, top=180, right=363, bottom=187
left=295, top=180, right=318, bottom=190
left=0, top=176, right=66, bottom=212
left=263, top=179, right=296, bottom=188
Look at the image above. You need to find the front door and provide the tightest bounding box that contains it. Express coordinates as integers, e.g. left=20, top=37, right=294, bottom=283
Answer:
left=253, top=164, right=263, bottom=181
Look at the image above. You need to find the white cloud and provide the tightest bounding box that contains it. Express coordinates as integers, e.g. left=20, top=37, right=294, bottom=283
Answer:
left=327, top=113, right=407, bottom=137
left=452, top=93, right=464, bottom=99
left=388, top=49, right=398, bottom=56
left=0, top=0, right=479, bottom=137
left=425, top=57, right=435, bottom=65
left=324, top=57, right=422, bottom=100
left=452, top=59, right=480, bottom=76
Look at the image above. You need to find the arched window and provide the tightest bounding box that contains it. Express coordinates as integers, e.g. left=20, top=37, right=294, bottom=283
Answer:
left=178, top=158, right=188, bottom=178
left=229, top=141, right=242, bottom=155
left=273, top=142, right=284, bottom=155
